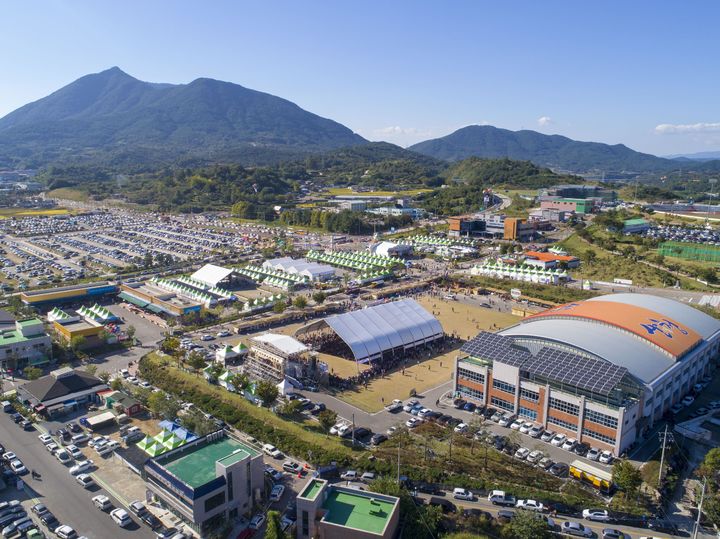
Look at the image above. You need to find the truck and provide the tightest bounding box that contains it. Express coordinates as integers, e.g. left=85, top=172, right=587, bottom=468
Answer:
left=487, top=490, right=517, bottom=507
left=79, top=411, right=117, bottom=431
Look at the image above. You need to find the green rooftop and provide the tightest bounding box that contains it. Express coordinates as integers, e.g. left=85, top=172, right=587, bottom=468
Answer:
left=624, top=218, right=649, bottom=226
left=18, top=319, right=43, bottom=327
left=301, top=479, right=324, bottom=500
left=322, top=489, right=395, bottom=535
left=161, top=437, right=258, bottom=488
left=0, top=330, right=29, bottom=346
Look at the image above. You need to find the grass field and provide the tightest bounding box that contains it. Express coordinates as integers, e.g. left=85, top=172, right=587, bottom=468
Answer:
left=47, top=187, right=89, bottom=202
left=0, top=208, right=71, bottom=219
left=322, top=187, right=432, bottom=197
left=334, top=297, right=521, bottom=412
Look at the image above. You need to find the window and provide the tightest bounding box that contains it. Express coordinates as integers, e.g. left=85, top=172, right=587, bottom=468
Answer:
left=492, top=379, right=516, bottom=395
left=458, top=367, right=485, bottom=385
left=547, top=415, right=577, bottom=431
left=582, top=427, right=616, bottom=445
left=204, top=491, right=225, bottom=512
left=491, top=396, right=514, bottom=411
left=584, top=409, right=618, bottom=429
left=227, top=471, right=233, bottom=502
left=549, top=397, right=579, bottom=416
left=302, top=510, right=309, bottom=536
left=458, top=386, right=483, bottom=401
left=520, top=388, right=539, bottom=402
left=518, top=406, right=537, bottom=420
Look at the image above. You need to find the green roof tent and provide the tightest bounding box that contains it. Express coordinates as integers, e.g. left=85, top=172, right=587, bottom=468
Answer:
left=163, top=435, right=185, bottom=450
left=137, top=436, right=154, bottom=452
left=154, top=430, right=175, bottom=444
left=145, top=441, right=167, bottom=457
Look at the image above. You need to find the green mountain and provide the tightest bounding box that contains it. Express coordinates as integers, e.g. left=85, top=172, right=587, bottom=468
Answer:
left=0, top=67, right=366, bottom=168
left=409, top=125, right=681, bottom=173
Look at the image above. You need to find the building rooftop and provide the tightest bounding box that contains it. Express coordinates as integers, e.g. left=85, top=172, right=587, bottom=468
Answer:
left=20, top=368, right=106, bottom=404
left=623, top=218, right=649, bottom=226
left=322, top=489, right=395, bottom=535
left=161, top=437, right=258, bottom=488
left=301, top=479, right=324, bottom=500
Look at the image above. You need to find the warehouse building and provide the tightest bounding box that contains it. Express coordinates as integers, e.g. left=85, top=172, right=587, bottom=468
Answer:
left=296, top=478, right=400, bottom=539
left=20, top=282, right=118, bottom=307
left=118, top=282, right=203, bottom=317
left=144, top=430, right=264, bottom=535
left=454, top=294, right=720, bottom=455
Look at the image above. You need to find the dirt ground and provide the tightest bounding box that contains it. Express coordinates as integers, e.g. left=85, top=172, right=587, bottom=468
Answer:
left=416, top=295, right=521, bottom=340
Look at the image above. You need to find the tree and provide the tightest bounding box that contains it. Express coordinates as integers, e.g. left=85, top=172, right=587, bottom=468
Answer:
left=369, top=476, right=442, bottom=539
left=126, top=325, right=137, bottom=340
left=161, top=336, right=180, bottom=355
left=584, top=249, right=597, bottom=264
left=256, top=379, right=279, bottom=407
left=70, top=335, right=86, bottom=353
left=24, top=367, right=43, bottom=380
left=265, top=510, right=288, bottom=539
left=110, top=378, right=123, bottom=391
left=293, top=296, right=308, bottom=309
left=230, top=372, right=249, bottom=392
left=272, top=300, right=286, bottom=314
left=699, top=447, right=720, bottom=478
left=318, top=409, right=338, bottom=436
left=186, top=351, right=206, bottom=374
left=312, top=291, right=327, bottom=304
left=147, top=392, right=181, bottom=420
left=612, top=460, right=642, bottom=495
left=280, top=399, right=306, bottom=417
left=503, top=509, right=552, bottom=539
left=98, top=371, right=111, bottom=384
left=85, top=364, right=98, bottom=376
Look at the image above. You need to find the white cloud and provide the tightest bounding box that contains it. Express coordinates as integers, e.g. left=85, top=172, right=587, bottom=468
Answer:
left=373, top=126, right=431, bottom=137
left=655, top=122, right=720, bottom=134
left=537, top=116, right=553, bottom=127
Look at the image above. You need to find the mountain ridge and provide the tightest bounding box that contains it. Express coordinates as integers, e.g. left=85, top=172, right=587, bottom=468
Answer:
left=0, top=67, right=366, bottom=168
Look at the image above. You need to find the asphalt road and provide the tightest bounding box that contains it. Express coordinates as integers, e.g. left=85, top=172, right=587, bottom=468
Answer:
left=0, top=412, right=154, bottom=539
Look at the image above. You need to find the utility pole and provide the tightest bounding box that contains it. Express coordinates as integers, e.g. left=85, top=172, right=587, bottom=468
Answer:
left=658, top=425, right=671, bottom=487
left=693, top=478, right=707, bottom=539
left=351, top=413, right=355, bottom=447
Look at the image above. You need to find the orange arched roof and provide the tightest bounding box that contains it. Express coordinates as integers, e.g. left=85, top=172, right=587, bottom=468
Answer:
left=527, top=300, right=701, bottom=358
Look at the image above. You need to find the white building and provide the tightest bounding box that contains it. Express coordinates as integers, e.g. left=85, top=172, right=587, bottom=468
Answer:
left=263, top=257, right=335, bottom=281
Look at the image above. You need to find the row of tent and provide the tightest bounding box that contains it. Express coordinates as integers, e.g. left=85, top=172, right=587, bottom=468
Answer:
left=306, top=249, right=402, bottom=271
left=77, top=303, right=117, bottom=323
left=240, top=294, right=286, bottom=312
left=402, top=235, right=476, bottom=248
left=151, top=277, right=216, bottom=306
left=176, top=275, right=234, bottom=299
left=137, top=426, right=197, bottom=457
left=47, top=307, right=72, bottom=322
left=235, top=265, right=306, bottom=291
left=472, top=262, right=569, bottom=285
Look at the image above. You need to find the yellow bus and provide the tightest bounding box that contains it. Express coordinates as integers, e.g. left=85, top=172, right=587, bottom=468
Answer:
left=569, top=459, right=614, bottom=494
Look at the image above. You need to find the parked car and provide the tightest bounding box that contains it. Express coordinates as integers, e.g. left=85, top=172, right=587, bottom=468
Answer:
left=488, top=490, right=517, bottom=507
left=452, top=488, right=473, bottom=501
left=39, top=512, right=59, bottom=530
left=141, top=512, right=163, bottom=529
left=509, top=419, right=524, bottom=430
left=270, top=484, right=285, bottom=502
left=562, top=521, right=593, bottom=537
left=498, top=414, right=516, bottom=427
left=283, top=461, right=302, bottom=474
left=92, top=495, right=112, bottom=511
left=385, top=399, right=403, bottom=412
left=587, top=448, right=601, bottom=461
left=550, top=433, right=567, bottom=446
left=110, top=508, right=132, bottom=528
left=56, top=449, right=71, bottom=464
left=529, top=425, right=544, bottom=438
left=403, top=399, right=419, bottom=412
left=361, top=472, right=375, bottom=482
left=514, top=447, right=530, bottom=460
left=54, top=525, right=78, bottom=539
left=454, top=423, right=468, bottom=433
left=129, top=500, right=147, bottom=516
left=341, top=470, right=358, bottom=481
left=10, top=460, right=27, bottom=475
left=540, top=430, right=555, bottom=442
left=31, top=504, right=49, bottom=517
left=681, top=395, right=695, bottom=406
left=406, top=417, right=422, bottom=428
left=599, top=451, right=614, bottom=464
left=370, top=433, right=388, bottom=446
left=574, top=443, right=590, bottom=457
left=526, top=450, right=543, bottom=464
left=249, top=514, right=266, bottom=530
left=549, top=462, right=569, bottom=477
left=601, top=528, right=625, bottom=539
left=38, top=434, right=53, bottom=445
left=537, top=457, right=554, bottom=470
left=516, top=499, right=544, bottom=512
left=262, top=444, right=283, bottom=459
left=583, top=508, right=611, bottom=521
left=76, top=473, right=95, bottom=488
left=519, top=422, right=534, bottom=434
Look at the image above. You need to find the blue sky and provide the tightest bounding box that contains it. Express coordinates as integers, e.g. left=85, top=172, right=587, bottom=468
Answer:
left=1, top=1, right=719, bottom=155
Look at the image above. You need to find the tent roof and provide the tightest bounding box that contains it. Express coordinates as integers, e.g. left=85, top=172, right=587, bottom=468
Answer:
left=252, top=333, right=308, bottom=356
left=318, top=298, right=443, bottom=363
left=190, top=264, right=235, bottom=287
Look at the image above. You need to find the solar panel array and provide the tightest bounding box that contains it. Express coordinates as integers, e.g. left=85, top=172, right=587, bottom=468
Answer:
left=461, top=331, right=627, bottom=396
left=526, top=348, right=628, bottom=396
left=460, top=332, right=530, bottom=367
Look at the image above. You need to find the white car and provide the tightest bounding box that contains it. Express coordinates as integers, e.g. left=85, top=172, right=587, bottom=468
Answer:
left=498, top=414, right=515, bottom=427
left=76, top=473, right=95, bottom=488
left=139, top=381, right=151, bottom=389
left=385, top=399, right=403, bottom=412
left=516, top=499, right=544, bottom=512
left=509, top=419, right=524, bottom=430
left=341, top=470, right=358, bottom=481
left=69, top=459, right=93, bottom=475
left=386, top=426, right=398, bottom=436
left=519, top=422, right=534, bottom=434
left=541, top=430, right=555, bottom=442
left=38, top=433, right=53, bottom=444
left=269, top=484, right=285, bottom=502
left=406, top=417, right=422, bottom=428
left=514, top=447, right=530, bottom=459
left=249, top=514, right=266, bottom=530
left=329, top=423, right=346, bottom=436
left=46, top=442, right=59, bottom=454
left=417, top=408, right=433, bottom=419
left=587, top=448, right=601, bottom=461
left=454, top=423, right=468, bottom=433
left=337, top=424, right=352, bottom=437
left=55, top=525, right=77, bottom=539
left=56, top=449, right=72, bottom=464
left=88, top=436, right=107, bottom=448
left=110, top=508, right=132, bottom=527
left=402, top=400, right=419, bottom=412
left=526, top=450, right=543, bottom=464
left=71, top=433, right=89, bottom=445
left=66, top=445, right=83, bottom=460
left=562, top=438, right=578, bottom=451
left=550, top=433, right=566, bottom=446
left=681, top=395, right=695, bottom=406
left=92, top=495, right=112, bottom=511
left=529, top=425, right=544, bottom=438
left=599, top=451, right=614, bottom=464
left=217, top=330, right=231, bottom=337
left=10, top=460, right=27, bottom=474
left=262, top=444, right=283, bottom=459
left=582, top=508, right=610, bottom=521
left=452, top=487, right=473, bottom=501
left=106, top=440, right=120, bottom=451
left=200, top=334, right=214, bottom=341
left=2, top=451, right=16, bottom=461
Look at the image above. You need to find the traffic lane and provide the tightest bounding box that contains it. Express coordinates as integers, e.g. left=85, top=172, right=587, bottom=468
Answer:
left=411, top=492, right=678, bottom=539
left=0, top=414, right=154, bottom=539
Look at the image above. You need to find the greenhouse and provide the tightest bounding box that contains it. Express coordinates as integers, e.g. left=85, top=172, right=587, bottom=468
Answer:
left=306, top=250, right=403, bottom=272
left=471, top=261, right=569, bottom=285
